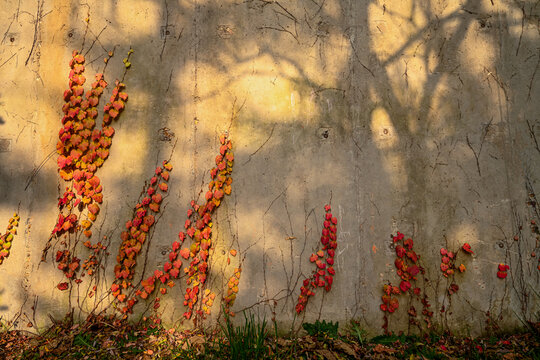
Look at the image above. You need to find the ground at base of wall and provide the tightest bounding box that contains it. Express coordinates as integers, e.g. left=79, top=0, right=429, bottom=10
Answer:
left=0, top=315, right=539, bottom=359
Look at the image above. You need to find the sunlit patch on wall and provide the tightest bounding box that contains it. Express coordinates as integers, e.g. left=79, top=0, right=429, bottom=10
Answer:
left=115, top=0, right=160, bottom=37
left=450, top=223, right=480, bottom=248
left=370, top=106, right=397, bottom=149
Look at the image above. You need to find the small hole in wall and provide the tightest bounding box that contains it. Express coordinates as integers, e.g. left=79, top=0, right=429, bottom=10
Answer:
left=165, top=30, right=170, bottom=35
left=383, top=128, right=389, bottom=135
left=318, top=127, right=332, bottom=140
left=68, top=32, right=73, bottom=38
left=498, top=242, right=505, bottom=249
left=9, top=37, right=15, bottom=43
left=161, top=250, right=167, bottom=255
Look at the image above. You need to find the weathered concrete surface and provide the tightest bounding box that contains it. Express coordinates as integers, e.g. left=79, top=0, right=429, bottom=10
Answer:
left=0, top=0, right=539, bottom=336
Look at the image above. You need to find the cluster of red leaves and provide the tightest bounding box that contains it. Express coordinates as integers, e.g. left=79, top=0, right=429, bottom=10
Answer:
left=52, top=50, right=128, bottom=289
left=110, top=161, right=172, bottom=314
left=132, top=135, right=233, bottom=321
left=439, top=243, right=473, bottom=278
left=0, top=213, right=19, bottom=265
left=180, top=134, right=234, bottom=320
left=55, top=249, right=80, bottom=290
left=497, top=263, right=510, bottom=279
left=223, top=267, right=241, bottom=316
left=82, top=240, right=107, bottom=277
left=296, top=204, right=337, bottom=314
left=380, top=232, right=422, bottom=314
left=380, top=232, right=434, bottom=333
left=53, top=50, right=128, bottom=241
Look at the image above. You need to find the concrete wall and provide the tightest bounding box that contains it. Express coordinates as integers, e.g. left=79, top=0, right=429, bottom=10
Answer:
left=0, top=0, right=539, bottom=335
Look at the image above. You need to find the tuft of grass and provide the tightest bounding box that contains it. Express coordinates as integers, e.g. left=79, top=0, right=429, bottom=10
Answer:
left=302, top=319, right=339, bottom=341
left=349, top=321, right=368, bottom=345
left=219, top=311, right=268, bottom=360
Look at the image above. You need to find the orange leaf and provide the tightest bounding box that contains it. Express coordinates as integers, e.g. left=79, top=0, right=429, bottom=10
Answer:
left=57, top=282, right=69, bottom=291
left=230, top=249, right=237, bottom=257
left=88, top=203, right=100, bottom=215
left=179, top=248, right=190, bottom=260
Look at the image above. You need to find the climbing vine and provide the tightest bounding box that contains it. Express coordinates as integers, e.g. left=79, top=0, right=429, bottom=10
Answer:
left=129, top=134, right=234, bottom=323
left=110, top=161, right=172, bottom=314
left=0, top=214, right=20, bottom=266
left=380, top=232, right=433, bottom=334
left=47, top=49, right=131, bottom=290
left=296, top=204, right=337, bottom=314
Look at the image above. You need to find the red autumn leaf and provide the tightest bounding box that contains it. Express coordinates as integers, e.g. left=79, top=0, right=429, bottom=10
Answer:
left=440, top=263, right=449, bottom=272
left=56, top=250, right=64, bottom=262
left=214, top=189, right=224, bottom=200
left=180, top=248, right=190, bottom=260
left=161, top=171, right=170, bottom=181
left=408, top=265, right=420, bottom=276
left=324, top=204, right=331, bottom=212
left=309, top=253, right=317, bottom=263
left=149, top=203, right=160, bottom=212
left=404, top=238, right=413, bottom=250
left=109, top=108, right=119, bottom=119
left=112, top=101, right=124, bottom=111
left=407, top=251, right=418, bottom=263
left=389, top=297, right=399, bottom=310
left=326, top=257, right=334, bottom=265
left=57, top=155, right=72, bottom=169
left=57, top=282, right=69, bottom=291
left=440, top=248, right=448, bottom=255
left=316, top=260, right=326, bottom=269
left=413, top=287, right=421, bottom=295
left=88, top=203, right=100, bottom=215
left=170, top=268, right=179, bottom=278
left=399, top=280, right=411, bottom=293
left=327, top=266, right=335, bottom=275
left=395, top=245, right=406, bottom=258
left=159, top=183, right=168, bottom=192
left=458, top=264, right=466, bottom=272
left=498, top=263, right=510, bottom=271
left=442, top=256, right=450, bottom=264
left=102, top=126, right=115, bottom=137
left=462, top=243, right=474, bottom=254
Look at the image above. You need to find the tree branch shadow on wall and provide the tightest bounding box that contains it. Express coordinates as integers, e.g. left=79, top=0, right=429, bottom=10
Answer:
left=1, top=0, right=538, bottom=334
